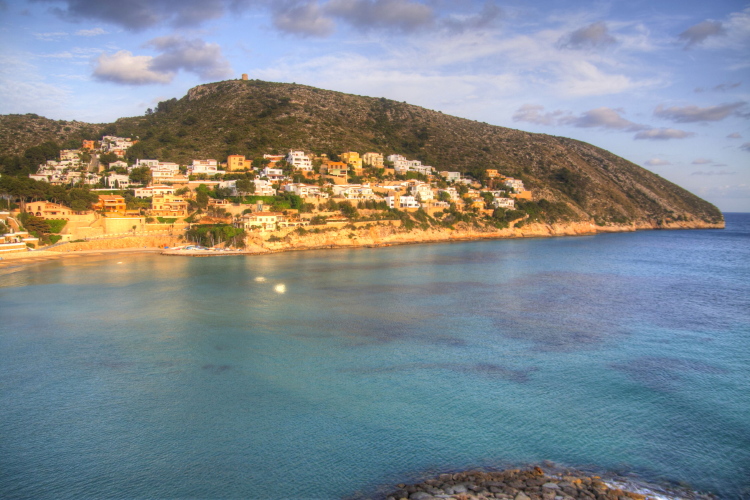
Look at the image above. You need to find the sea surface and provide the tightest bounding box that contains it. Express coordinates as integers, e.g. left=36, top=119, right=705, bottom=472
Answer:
left=1, top=214, right=749, bottom=499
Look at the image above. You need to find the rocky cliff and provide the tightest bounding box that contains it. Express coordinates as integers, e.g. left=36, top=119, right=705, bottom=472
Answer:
left=245, top=219, right=723, bottom=255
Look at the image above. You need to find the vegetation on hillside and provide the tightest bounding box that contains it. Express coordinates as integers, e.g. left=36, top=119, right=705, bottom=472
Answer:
left=0, top=79, right=723, bottom=226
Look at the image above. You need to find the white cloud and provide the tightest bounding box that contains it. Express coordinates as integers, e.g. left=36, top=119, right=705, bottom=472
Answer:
left=93, top=50, right=173, bottom=85
left=147, top=36, right=233, bottom=80
left=645, top=158, right=671, bottom=166
left=36, top=52, right=75, bottom=59
left=513, top=104, right=647, bottom=131
left=560, top=107, right=647, bottom=131
left=326, top=0, right=435, bottom=33
left=556, top=59, right=660, bottom=97
left=678, top=20, right=725, bottom=48
left=76, top=27, right=108, bottom=36
left=558, top=21, right=616, bottom=50
left=654, top=102, right=747, bottom=123
left=727, top=132, right=742, bottom=139
left=92, top=36, right=232, bottom=85
left=441, top=1, right=503, bottom=34
left=512, top=104, right=567, bottom=126
left=634, top=128, right=695, bottom=140
left=691, top=158, right=712, bottom=165
left=273, top=1, right=335, bottom=37
left=33, top=31, right=68, bottom=41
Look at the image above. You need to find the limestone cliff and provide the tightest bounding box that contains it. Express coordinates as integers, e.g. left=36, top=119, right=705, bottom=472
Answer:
left=247, top=219, right=723, bottom=255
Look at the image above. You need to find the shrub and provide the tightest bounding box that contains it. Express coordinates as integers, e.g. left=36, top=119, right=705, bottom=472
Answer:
left=46, top=219, right=67, bottom=234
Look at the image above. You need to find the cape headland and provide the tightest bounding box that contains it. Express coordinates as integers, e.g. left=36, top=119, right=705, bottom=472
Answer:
left=0, top=79, right=724, bottom=257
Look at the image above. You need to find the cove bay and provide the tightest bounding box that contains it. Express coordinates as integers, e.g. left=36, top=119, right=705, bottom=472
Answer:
left=1, top=214, right=749, bottom=499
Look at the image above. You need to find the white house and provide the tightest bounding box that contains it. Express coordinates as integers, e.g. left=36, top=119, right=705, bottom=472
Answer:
left=385, top=195, right=420, bottom=209
left=440, top=171, right=462, bottom=182
left=105, top=174, right=131, bottom=188
left=60, top=150, right=80, bottom=162
left=331, top=184, right=376, bottom=200
left=134, top=185, right=175, bottom=198
left=259, top=166, right=285, bottom=182
left=189, top=159, right=223, bottom=176
left=411, top=183, right=434, bottom=202
left=492, top=197, right=515, bottom=209
left=134, top=159, right=159, bottom=169
left=285, top=183, right=327, bottom=198
left=242, top=212, right=285, bottom=231
left=109, top=160, right=129, bottom=169
left=254, top=179, right=277, bottom=196
left=503, top=178, right=525, bottom=192
left=286, top=151, right=313, bottom=171
left=217, top=179, right=237, bottom=196
left=438, top=187, right=460, bottom=201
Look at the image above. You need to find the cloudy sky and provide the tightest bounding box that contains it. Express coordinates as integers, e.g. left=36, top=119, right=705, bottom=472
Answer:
left=1, top=0, right=749, bottom=211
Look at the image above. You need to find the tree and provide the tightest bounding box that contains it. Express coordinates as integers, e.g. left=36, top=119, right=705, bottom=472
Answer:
left=19, top=213, right=50, bottom=237
left=195, top=184, right=210, bottom=209
left=67, top=187, right=99, bottom=211
left=129, top=166, right=152, bottom=185
left=236, top=179, right=255, bottom=196
left=98, top=152, right=119, bottom=168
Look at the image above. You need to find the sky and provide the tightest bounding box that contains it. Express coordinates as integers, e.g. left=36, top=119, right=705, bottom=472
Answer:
left=0, top=0, right=749, bottom=212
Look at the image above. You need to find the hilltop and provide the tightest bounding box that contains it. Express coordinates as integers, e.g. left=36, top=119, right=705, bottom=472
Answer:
left=0, top=79, right=723, bottom=226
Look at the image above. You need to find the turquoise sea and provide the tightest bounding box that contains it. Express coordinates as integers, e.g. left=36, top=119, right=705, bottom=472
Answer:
left=1, top=214, right=749, bottom=499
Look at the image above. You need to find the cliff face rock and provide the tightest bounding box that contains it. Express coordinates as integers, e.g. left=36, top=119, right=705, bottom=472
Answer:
left=248, top=219, right=723, bottom=254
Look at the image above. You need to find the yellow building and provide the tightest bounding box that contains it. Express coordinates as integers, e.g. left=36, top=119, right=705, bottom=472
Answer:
left=362, top=152, right=384, bottom=168
left=485, top=169, right=500, bottom=178
left=150, top=194, right=188, bottom=217
left=340, top=152, right=363, bottom=172
left=227, top=155, right=253, bottom=171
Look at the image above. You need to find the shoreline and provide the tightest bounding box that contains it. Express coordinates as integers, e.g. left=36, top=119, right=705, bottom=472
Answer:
left=0, top=220, right=724, bottom=269
left=0, top=247, right=164, bottom=269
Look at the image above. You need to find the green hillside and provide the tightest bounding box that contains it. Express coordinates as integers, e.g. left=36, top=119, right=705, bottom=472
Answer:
left=0, top=79, right=723, bottom=225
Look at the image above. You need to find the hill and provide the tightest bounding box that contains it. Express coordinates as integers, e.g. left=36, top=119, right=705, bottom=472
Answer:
left=0, top=79, right=723, bottom=226
left=0, top=114, right=102, bottom=156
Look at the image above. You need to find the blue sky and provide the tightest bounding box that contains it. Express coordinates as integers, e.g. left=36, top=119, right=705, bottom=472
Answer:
left=1, top=0, right=748, bottom=211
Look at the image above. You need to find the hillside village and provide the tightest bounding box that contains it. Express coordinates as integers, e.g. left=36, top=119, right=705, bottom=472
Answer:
left=1, top=135, right=537, bottom=252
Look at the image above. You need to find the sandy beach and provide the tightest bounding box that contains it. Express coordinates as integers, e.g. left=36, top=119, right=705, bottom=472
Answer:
left=0, top=247, right=164, bottom=269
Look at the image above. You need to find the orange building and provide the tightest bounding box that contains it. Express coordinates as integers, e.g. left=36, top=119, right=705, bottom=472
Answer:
left=82, top=140, right=95, bottom=150
left=93, top=195, right=127, bottom=213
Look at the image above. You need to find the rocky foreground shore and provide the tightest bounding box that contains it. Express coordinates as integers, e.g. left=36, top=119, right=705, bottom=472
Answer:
left=382, top=466, right=717, bottom=500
